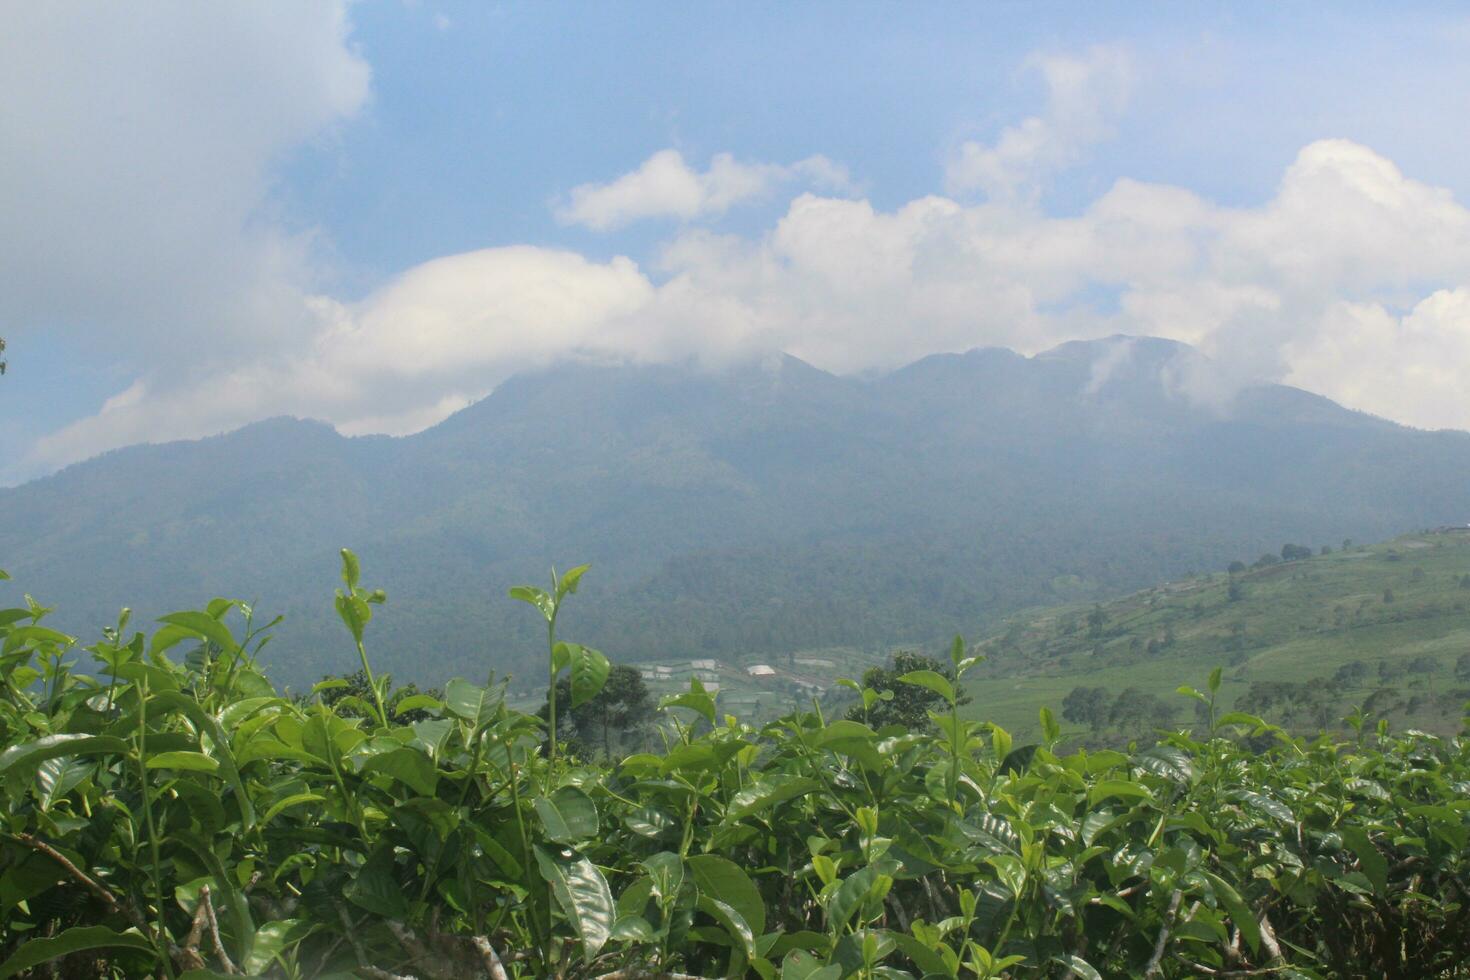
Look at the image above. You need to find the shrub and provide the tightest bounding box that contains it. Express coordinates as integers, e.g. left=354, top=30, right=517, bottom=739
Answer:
left=2, top=560, right=1470, bottom=978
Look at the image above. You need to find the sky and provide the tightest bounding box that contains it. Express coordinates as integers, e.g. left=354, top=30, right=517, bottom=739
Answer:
left=3, top=2, right=1470, bottom=485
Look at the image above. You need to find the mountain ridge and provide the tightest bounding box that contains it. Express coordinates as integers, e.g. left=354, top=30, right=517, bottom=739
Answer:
left=3, top=336, right=1468, bottom=688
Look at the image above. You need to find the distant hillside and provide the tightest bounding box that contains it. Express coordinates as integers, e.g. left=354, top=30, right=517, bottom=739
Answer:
left=3, top=335, right=1470, bottom=687
left=963, top=529, right=1470, bottom=738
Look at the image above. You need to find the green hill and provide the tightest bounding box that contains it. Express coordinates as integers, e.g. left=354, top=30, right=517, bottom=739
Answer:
left=963, top=529, right=1470, bottom=739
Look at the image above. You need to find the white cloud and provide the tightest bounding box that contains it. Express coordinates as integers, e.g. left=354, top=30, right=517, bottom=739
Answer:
left=26, top=135, right=1470, bottom=478
left=556, top=149, right=854, bottom=230
left=13, top=25, right=1470, bottom=481
left=0, top=2, right=369, bottom=371
left=28, top=248, right=657, bottom=470
left=945, top=45, right=1134, bottom=201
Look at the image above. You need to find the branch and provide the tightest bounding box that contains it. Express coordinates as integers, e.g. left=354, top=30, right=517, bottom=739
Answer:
left=471, top=937, right=511, bottom=980
left=1144, top=889, right=1184, bottom=979
left=201, top=885, right=239, bottom=974
left=12, top=832, right=125, bottom=916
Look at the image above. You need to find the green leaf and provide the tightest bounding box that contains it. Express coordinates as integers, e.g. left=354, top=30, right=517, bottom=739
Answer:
left=261, top=793, right=326, bottom=824
left=156, top=611, right=238, bottom=655
left=535, top=785, right=600, bottom=843
left=1341, top=826, right=1388, bottom=894
left=1039, top=706, right=1060, bottom=744
left=1089, top=779, right=1153, bottom=805
left=726, top=775, right=823, bottom=822
left=898, top=669, right=954, bottom=704
left=334, top=591, right=370, bottom=645
left=660, top=683, right=717, bottom=725
left=640, top=851, right=684, bottom=902
left=360, top=746, right=439, bottom=796
left=830, top=865, right=892, bottom=929
left=0, top=734, right=131, bottom=774
left=687, top=853, right=766, bottom=935
left=151, top=690, right=256, bottom=828
left=340, top=548, right=361, bottom=590
left=535, top=845, right=616, bottom=962
left=145, top=751, right=220, bottom=772
left=443, top=677, right=504, bottom=725
left=347, top=844, right=409, bottom=918
left=1201, top=871, right=1261, bottom=953
left=557, top=564, right=590, bottom=598
left=562, top=643, right=611, bottom=708
left=1050, top=953, right=1100, bottom=980
left=509, top=585, right=555, bottom=622
left=781, top=949, right=841, bottom=980
left=698, top=894, right=758, bottom=960
left=394, top=693, right=443, bottom=716
left=0, top=925, right=156, bottom=978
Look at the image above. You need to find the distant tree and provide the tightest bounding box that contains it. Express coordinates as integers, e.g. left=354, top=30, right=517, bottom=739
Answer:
left=1456, top=652, right=1470, bottom=682
left=1319, top=545, right=1333, bottom=556
left=1227, top=560, right=1246, bottom=575
left=846, top=651, right=970, bottom=731
left=1254, top=553, right=1281, bottom=568
left=310, top=669, right=441, bottom=724
left=1062, top=685, right=1110, bottom=730
left=1378, top=659, right=1405, bottom=684
left=1383, top=587, right=1395, bottom=604
left=1227, top=579, right=1244, bottom=603
left=1086, top=604, right=1107, bottom=637
left=1408, top=655, right=1440, bottom=699
left=1333, top=660, right=1370, bottom=688
left=1410, top=566, right=1426, bottom=583
left=1108, top=687, right=1177, bottom=736
left=1343, top=538, right=1354, bottom=550
left=1281, top=543, right=1313, bottom=562
left=541, top=664, right=655, bottom=759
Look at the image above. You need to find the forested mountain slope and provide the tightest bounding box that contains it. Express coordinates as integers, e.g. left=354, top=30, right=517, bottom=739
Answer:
left=3, top=336, right=1469, bottom=687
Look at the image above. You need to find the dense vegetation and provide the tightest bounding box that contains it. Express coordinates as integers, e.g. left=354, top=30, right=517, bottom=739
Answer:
left=6, top=337, right=1470, bottom=689
left=960, top=531, right=1470, bottom=739
left=4, top=556, right=1470, bottom=978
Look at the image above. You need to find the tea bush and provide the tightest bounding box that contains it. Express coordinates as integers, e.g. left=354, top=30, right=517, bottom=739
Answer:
left=2, top=556, right=1469, bottom=978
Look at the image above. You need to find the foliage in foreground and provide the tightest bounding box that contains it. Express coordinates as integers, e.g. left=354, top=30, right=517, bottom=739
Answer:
left=2, top=558, right=1470, bottom=979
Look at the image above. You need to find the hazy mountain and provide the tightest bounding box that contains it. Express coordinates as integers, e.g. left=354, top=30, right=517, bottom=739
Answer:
left=3, top=336, right=1468, bottom=688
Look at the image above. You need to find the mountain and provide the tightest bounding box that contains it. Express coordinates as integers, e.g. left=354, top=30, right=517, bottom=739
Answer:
left=3, top=336, right=1469, bottom=688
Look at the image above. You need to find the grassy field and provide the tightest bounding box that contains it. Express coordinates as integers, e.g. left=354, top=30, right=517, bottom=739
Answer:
left=961, top=529, right=1470, bottom=738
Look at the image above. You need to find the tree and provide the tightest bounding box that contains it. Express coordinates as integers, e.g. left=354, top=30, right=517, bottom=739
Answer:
left=1227, top=560, right=1246, bottom=574
left=540, top=663, right=654, bottom=759
left=309, top=668, right=441, bottom=724
left=1281, top=543, right=1313, bottom=562
left=1254, top=553, right=1281, bottom=568
left=1332, top=660, right=1369, bottom=688
left=1062, top=685, right=1110, bottom=730
left=1086, top=604, right=1107, bottom=637
left=846, top=651, right=970, bottom=732
left=1227, top=579, right=1244, bottom=602
left=1107, top=687, right=1177, bottom=737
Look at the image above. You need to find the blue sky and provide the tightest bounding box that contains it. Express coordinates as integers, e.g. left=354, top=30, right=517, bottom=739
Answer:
left=4, top=3, right=1470, bottom=484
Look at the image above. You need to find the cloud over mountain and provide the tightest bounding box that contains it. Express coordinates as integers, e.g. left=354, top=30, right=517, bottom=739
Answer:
left=7, top=13, right=1470, bottom=482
